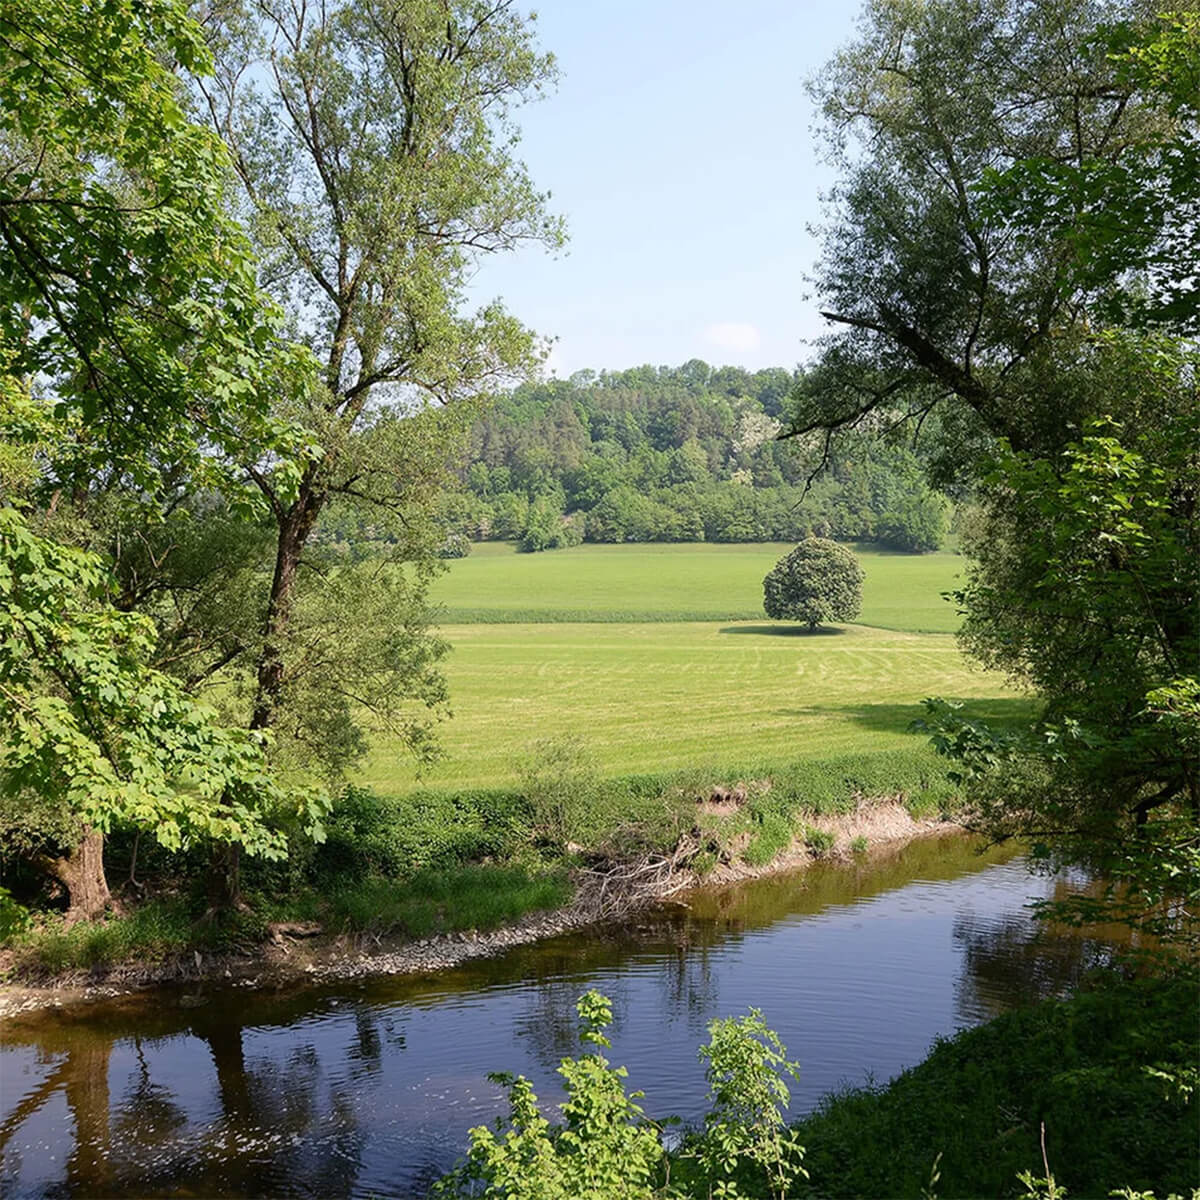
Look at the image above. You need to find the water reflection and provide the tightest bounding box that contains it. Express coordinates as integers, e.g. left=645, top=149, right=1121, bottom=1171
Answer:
left=2, top=836, right=1117, bottom=1199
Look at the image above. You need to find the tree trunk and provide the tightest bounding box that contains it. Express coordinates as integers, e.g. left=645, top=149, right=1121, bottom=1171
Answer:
left=36, top=826, right=112, bottom=923
left=207, top=478, right=326, bottom=912
left=251, top=480, right=325, bottom=732
left=206, top=841, right=246, bottom=914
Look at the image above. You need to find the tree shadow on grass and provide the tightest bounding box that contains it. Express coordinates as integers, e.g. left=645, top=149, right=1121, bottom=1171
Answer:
left=770, top=697, right=1036, bottom=734
left=718, top=624, right=847, bottom=637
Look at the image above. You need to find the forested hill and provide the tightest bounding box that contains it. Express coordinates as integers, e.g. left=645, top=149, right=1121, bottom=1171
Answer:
left=440, top=360, right=951, bottom=553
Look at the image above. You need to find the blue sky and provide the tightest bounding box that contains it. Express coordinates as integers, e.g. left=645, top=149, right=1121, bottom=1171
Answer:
left=468, top=0, right=865, bottom=377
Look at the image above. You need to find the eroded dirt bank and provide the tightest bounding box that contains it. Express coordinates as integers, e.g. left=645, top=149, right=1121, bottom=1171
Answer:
left=0, top=802, right=960, bottom=1020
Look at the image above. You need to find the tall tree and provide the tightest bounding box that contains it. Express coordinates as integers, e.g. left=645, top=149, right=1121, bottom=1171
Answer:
left=196, top=0, right=563, bottom=787
left=0, top=0, right=323, bottom=916
left=794, top=1, right=1198, bottom=937
left=789, top=0, right=1173, bottom=477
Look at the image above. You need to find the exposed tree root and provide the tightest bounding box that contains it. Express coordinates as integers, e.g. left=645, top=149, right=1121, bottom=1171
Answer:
left=573, top=830, right=706, bottom=920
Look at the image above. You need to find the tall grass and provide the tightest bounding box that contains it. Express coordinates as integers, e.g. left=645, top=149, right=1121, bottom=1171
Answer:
left=5, top=897, right=235, bottom=975
left=324, top=865, right=571, bottom=938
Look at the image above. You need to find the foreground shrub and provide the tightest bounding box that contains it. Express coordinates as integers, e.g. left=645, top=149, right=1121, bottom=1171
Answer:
left=436, top=991, right=806, bottom=1200
left=437, top=976, right=1195, bottom=1199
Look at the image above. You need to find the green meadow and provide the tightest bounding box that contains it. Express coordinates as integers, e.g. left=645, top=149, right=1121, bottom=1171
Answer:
left=431, top=542, right=966, bottom=632
left=359, top=543, right=1023, bottom=792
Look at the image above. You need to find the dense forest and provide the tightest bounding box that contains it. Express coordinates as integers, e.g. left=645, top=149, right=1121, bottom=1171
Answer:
left=439, top=363, right=952, bottom=552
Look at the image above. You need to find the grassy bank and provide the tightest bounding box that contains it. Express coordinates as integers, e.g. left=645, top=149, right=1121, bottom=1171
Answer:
left=4, top=541, right=1006, bottom=981
left=338, top=745, right=961, bottom=873
left=794, top=972, right=1198, bottom=1198
left=2, top=746, right=958, bottom=978
left=0, top=863, right=573, bottom=978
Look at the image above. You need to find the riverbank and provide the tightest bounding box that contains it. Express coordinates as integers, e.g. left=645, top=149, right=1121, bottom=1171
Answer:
left=0, top=800, right=959, bottom=1020
left=793, top=970, right=1199, bottom=1197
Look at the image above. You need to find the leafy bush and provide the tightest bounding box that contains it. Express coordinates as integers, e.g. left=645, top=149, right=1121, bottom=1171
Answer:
left=0, top=885, right=30, bottom=941
left=518, top=736, right=604, bottom=846
left=436, top=992, right=808, bottom=1200
left=318, top=785, right=529, bottom=879
left=744, top=811, right=794, bottom=866
left=803, top=826, right=836, bottom=857
left=436, top=990, right=664, bottom=1198
left=875, top=489, right=949, bottom=553
left=762, top=539, right=864, bottom=628
left=518, top=497, right=585, bottom=552
left=438, top=532, right=472, bottom=558
left=689, top=1008, right=807, bottom=1199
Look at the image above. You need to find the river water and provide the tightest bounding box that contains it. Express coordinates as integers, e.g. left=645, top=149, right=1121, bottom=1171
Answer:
left=0, top=835, right=1115, bottom=1199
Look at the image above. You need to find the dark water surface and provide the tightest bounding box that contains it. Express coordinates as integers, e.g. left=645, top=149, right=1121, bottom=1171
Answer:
left=1, top=837, right=1114, bottom=1198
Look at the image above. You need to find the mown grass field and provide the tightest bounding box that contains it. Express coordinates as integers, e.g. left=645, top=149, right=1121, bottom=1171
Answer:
left=431, top=542, right=966, bottom=632
left=360, top=543, right=1023, bottom=792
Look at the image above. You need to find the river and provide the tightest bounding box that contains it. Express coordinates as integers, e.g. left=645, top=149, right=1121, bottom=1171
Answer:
left=0, top=835, right=1115, bottom=1198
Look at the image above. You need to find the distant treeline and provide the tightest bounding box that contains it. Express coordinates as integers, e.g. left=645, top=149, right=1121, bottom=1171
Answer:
left=318, top=361, right=952, bottom=556
left=444, top=361, right=950, bottom=553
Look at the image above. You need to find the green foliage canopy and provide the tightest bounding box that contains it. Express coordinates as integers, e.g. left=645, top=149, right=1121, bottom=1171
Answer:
left=0, top=508, right=326, bottom=859
left=0, top=0, right=323, bottom=911
left=763, top=539, right=864, bottom=629
left=0, top=0, right=314, bottom=500
left=791, top=0, right=1177, bottom=477
left=438, top=362, right=951, bottom=553
left=798, top=0, right=1199, bottom=938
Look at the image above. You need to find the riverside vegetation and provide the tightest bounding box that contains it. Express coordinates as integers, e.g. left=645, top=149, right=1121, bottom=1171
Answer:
left=431, top=976, right=1198, bottom=1200
left=2, top=542, right=1004, bottom=974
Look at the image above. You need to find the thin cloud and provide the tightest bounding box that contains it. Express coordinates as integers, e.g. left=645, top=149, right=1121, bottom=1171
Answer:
left=705, top=322, right=762, bottom=353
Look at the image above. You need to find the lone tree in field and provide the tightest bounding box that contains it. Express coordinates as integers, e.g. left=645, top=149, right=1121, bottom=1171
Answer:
left=763, top=539, right=863, bottom=629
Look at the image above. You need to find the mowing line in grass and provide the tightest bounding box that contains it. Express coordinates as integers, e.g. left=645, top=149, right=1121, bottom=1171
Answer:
left=359, top=621, right=1022, bottom=792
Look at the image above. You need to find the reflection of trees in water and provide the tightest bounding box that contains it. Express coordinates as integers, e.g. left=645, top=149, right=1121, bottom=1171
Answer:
left=510, top=933, right=720, bottom=1079
left=1, top=1033, right=118, bottom=1196
left=5, top=842, right=1105, bottom=1198
left=148, top=1009, right=368, bottom=1199
left=660, top=930, right=719, bottom=1023
left=111, top=1039, right=189, bottom=1151
left=350, top=1003, right=383, bottom=1074
left=952, top=904, right=1111, bottom=1023
left=686, top=836, right=1021, bottom=932
left=1, top=999, right=383, bottom=1199
left=512, top=969, right=597, bottom=1063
